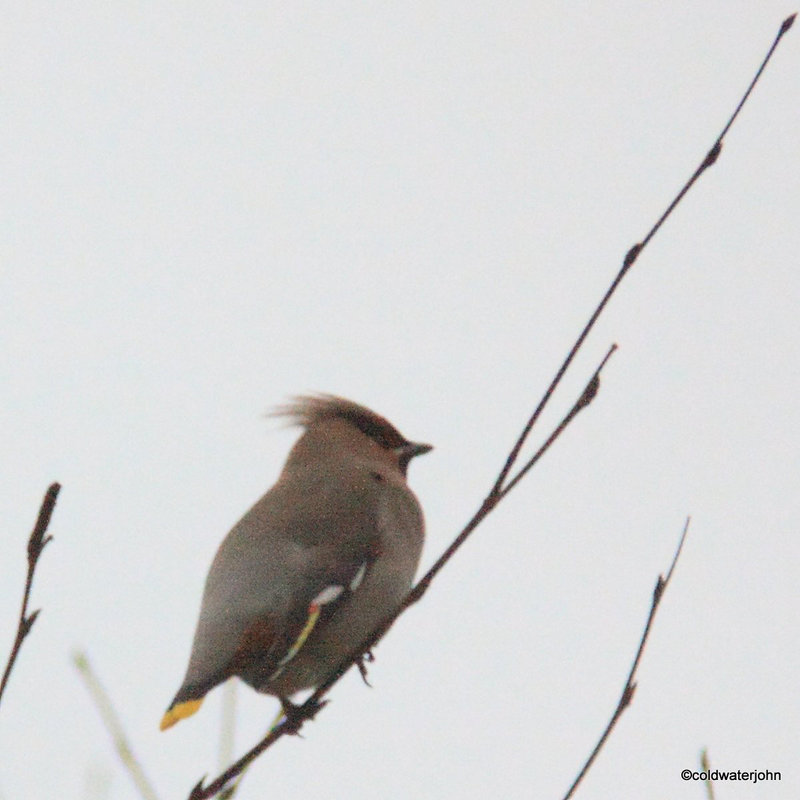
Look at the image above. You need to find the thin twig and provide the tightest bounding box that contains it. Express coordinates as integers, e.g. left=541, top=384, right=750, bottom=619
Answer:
left=499, top=344, right=616, bottom=500
left=188, top=15, right=794, bottom=798
left=218, top=679, right=237, bottom=772
left=189, top=349, right=615, bottom=800
left=561, top=518, right=690, bottom=800
left=73, top=650, right=162, bottom=800
left=700, top=749, right=716, bottom=800
left=0, top=482, right=61, bottom=708
left=490, top=12, right=795, bottom=497
left=408, top=345, right=615, bottom=605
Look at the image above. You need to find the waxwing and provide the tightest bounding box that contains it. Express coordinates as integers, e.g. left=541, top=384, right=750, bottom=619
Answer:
left=160, top=395, right=431, bottom=730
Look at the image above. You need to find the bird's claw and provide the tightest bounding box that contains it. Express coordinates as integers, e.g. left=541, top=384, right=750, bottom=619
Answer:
left=356, top=650, right=375, bottom=687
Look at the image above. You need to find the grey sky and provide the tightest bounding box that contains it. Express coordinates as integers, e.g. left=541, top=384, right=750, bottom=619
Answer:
left=2, top=3, right=798, bottom=799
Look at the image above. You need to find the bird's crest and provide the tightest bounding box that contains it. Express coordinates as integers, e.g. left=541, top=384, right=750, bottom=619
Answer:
left=272, top=394, right=408, bottom=450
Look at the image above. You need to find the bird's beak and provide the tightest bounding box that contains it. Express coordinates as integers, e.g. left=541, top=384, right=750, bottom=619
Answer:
left=398, top=441, right=433, bottom=459
left=394, top=441, right=433, bottom=474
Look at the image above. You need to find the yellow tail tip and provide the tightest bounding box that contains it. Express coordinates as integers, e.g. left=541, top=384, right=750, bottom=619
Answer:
left=160, top=698, right=204, bottom=731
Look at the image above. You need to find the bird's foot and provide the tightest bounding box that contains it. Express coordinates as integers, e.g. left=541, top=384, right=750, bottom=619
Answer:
left=278, top=696, right=329, bottom=735
left=356, top=650, right=375, bottom=687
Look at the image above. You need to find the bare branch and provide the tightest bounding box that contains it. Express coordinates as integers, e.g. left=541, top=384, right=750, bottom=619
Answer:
left=490, top=13, right=795, bottom=496
left=73, top=650, right=162, bottom=800
left=190, top=348, right=613, bottom=800
left=409, top=346, right=615, bottom=607
left=499, top=344, right=616, bottom=500
left=561, top=518, right=690, bottom=800
left=188, top=15, right=793, bottom=798
left=0, top=482, right=61, bottom=708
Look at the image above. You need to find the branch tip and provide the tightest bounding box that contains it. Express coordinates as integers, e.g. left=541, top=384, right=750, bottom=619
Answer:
left=0, top=483, right=62, bottom=707
left=781, top=13, right=796, bottom=33
left=664, top=516, right=691, bottom=587
left=598, top=343, right=618, bottom=371
left=72, top=650, right=89, bottom=671
left=27, top=483, right=60, bottom=561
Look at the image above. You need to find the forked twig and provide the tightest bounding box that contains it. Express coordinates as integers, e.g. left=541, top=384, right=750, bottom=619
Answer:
left=0, top=482, right=61, bottom=708
left=189, top=15, right=794, bottom=799
left=492, top=12, right=796, bottom=498
left=190, top=351, right=613, bottom=800
left=406, top=344, right=616, bottom=606
left=561, top=519, right=690, bottom=800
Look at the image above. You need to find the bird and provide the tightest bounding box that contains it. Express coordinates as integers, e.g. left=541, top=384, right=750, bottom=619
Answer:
left=160, top=394, right=432, bottom=730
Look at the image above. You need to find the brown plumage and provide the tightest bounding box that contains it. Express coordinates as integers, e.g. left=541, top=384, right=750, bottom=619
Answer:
left=160, top=395, right=431, bottom=730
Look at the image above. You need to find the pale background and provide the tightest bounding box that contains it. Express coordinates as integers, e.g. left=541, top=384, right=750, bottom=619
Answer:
left=2, top=3, right=798, bottom=799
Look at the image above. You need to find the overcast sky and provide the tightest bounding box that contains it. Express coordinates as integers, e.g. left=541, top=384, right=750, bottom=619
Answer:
left=2, top=3, right=798, bottom=799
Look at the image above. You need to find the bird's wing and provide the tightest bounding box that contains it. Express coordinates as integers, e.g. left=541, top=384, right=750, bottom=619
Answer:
left=235, top=534, right=381, bottom=678
left=161, top=474, right=386, bottom=729
left=160, top=537, right=377, bottom=730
